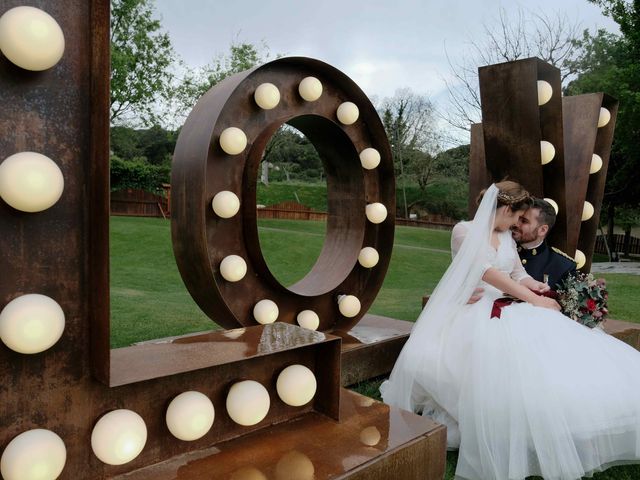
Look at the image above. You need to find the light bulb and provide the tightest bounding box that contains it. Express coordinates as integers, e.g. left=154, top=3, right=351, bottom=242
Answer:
left=537, top=80, right=553, bottom=106
left=254, top=83, right=280, bottom=110
left=582, top=201, right=594, bottom=221
left=575, top=249, right=586, bottom=269
left=0, top=429, right=66, bottom=480
left=540, top=141, right=555, bottom=165
left=590, top=154, right=603, bottom=174
left=219, top=127, right=247, bottom=155
left=166, top=391, right=215, bottom=441
left=211, top=191, right=240, bottom=218
left=276, top=364, right=317, bottom=407
left=298, top=77, right=322, bottom=102
left=358, top=247, right=379, bottom=268
left=598, top=107, right=611, bottom=128
left=359, top=148, right=381, bottom=169
left=253, top=299, right=279, bottom=325
left=365, top=203, right=387, bottom=224
left=296, top=310, right=319, bottom=330
left=338, top=295, right=361, bottom=318
left=0, top=6, right=65, bottom=71
left=543, top=198, right=558, bottom=215
left=336, top=102, right=359, bottom=125
left=91, top=410, right=147, bottom=465
left=0, top=152, right=64, bottom=212
left=226, top=380, right=270, bottom=426
left=0, top=294, right=65, bottom=354
left=220, top=255, right=247, bottom=282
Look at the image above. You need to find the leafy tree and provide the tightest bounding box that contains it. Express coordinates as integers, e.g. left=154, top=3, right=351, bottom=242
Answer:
left=380, top=89, right=440, bottom=217
left=175, top=41, right=274, bottom=117
left=566, top=0, right=640, bottom=251
left=110, top=155, right=170, bottom=193
left=110, top=0, right=176, bottom=125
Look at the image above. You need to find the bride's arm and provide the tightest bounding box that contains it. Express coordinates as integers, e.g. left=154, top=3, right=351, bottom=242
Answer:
left=483, top=268, right=560, bottom=310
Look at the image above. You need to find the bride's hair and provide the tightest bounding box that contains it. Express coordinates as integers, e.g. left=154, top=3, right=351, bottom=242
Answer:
left=477, top=180, right=532, bottom=211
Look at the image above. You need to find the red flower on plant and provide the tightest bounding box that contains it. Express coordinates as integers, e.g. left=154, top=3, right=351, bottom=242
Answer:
left=587, top=298, right=597, bottom=312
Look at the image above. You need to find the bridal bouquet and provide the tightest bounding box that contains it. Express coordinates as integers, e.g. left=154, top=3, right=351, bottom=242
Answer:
left=556, top=272, right=608, bottom=328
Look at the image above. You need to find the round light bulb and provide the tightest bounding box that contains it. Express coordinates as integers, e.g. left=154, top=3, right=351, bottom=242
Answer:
left=359, top=148, right=381, bottom=170
left=0, top=152, right=64, bottom=212
left=575, top=249, right=586, bottom=269
left=358, top=247, right=379, bottom=268
left=537, top=80, right=553, bottom=106
left=298, top=76, right=322, bottom=102
left=296, top=310, right=319, bottom=331
left=91, top=409, right=147, bottom=465
left=219, top=127, right=247, bottom=155
left=359, top=426, right=381, bottom=447
left=0, top=6, right=65, bottom=71
left=253, top=299, right=279, bottom=325
left=211, top=191, right=240, bottom=218
left=582, top=201, right=594, bottom=221
left=338, top=295, right=361, bottom=318
left=254, top=83, right=280, bottom=110
left=598, top=107, right=611, bottom=128
left=336, top=102, right=359, bottom=125
left=590, top=154, right=603, bottom=174
left=276, top=364, right=317, bottom=407
left=231, top=467, right=268, bottom=480
left=543, top=198, right=558, bottom=215
left=540, top=141, right=555, bottom=165
left=220, top=255, right=247, bottom=282
left=0, top=294, right=65, bottom=354
left=226, top=380, right=270, bottom=426
left=275, top=451, right=315, bottom=480
left=166, top=391, right=215, bottom=441
left=365, top=203, right=387, bottom=224
left=0, top=429, right=66, bottom=480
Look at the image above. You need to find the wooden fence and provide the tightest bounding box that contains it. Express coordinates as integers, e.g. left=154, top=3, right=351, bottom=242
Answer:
left=110, top=193, right=457, bottom=230
left=595, top=234, right=640, bottom=255
left=110, top=189, right=169, bottom=218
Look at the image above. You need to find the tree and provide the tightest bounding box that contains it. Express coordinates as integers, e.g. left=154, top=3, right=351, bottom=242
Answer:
left=110, top=0, right=176, bottom=125
left=380, top=89, right=440, bottom=218
left=175, top=41, right=274, bottom=118
left=443, top=7, right=582, bottom=131
left=566, top=0, right=640, bottom=254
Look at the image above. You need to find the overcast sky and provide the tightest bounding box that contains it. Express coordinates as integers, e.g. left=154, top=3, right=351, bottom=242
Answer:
left=154, top=0, right=619, bottom=144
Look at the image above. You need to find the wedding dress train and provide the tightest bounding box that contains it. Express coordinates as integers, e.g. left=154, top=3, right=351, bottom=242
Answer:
left=380, top=185, right=640, bottom=480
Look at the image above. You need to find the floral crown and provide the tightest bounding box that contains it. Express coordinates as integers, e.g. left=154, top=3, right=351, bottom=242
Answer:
left=497, top=191, right=530, bottom=205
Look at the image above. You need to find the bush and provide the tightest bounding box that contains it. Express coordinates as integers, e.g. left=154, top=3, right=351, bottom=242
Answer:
left=110, top=155, right=170, bottom=194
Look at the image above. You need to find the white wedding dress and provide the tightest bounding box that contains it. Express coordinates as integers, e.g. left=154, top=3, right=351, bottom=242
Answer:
left=380, top=185, right=640, bottom=480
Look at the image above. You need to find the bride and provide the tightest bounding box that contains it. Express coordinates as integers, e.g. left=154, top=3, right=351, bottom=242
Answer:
left=380, top=181, right=640, bottom=480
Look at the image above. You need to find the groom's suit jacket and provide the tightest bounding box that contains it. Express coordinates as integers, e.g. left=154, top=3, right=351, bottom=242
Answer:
left=517, top=241, right=577, bottom=290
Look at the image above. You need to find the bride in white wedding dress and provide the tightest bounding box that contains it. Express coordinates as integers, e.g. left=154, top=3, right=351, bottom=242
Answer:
left=380, top=181, right=640, bottom=480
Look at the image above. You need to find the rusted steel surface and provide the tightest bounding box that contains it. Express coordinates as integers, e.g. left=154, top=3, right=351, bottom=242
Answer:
left=468, top=123, right=489, bottom=218
left=111, top=389, right=447, bottom=480
left=478, top=58, right=568, bottom=251
left=576, top=94, right=618, bottom=272
left=171, top=57, right=395, bottom=333
left=0, top=2, right=361, bottom=478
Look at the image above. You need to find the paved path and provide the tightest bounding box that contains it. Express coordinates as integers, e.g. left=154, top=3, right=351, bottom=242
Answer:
left=591, top=262, right=640, bottom=275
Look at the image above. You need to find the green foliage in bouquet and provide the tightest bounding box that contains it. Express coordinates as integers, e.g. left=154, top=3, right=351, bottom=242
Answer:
left=557, top=272, right=609, bottom=328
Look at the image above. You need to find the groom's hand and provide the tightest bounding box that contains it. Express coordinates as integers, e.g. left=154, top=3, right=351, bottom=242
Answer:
left=530, top=281, right=550, bottom=294
left=467, top=287, right=484, bottom=304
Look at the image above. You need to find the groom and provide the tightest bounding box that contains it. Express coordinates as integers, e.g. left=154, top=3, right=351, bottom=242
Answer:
left=511, top=198, right=576, bottom=290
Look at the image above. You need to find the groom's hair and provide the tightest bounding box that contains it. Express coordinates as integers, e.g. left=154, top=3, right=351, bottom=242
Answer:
left=533, top=198, right=557, bottom=230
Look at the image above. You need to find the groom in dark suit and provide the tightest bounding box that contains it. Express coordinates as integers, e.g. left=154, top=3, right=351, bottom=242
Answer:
left=511, top=198, right=576, bottom=290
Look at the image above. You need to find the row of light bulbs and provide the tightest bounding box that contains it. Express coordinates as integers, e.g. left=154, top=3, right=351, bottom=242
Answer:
left=1, top=365, right=318, bottom=479
left=537, top=80, right=609, bottom=269
left=212, top=77, right=387, bottom=329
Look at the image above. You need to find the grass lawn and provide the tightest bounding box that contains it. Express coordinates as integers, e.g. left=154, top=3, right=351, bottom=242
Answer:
left=111, top=216, right=640, bottom=479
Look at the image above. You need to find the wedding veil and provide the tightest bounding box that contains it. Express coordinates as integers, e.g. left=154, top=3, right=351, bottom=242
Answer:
left=380, top=184, right=498, bottom=414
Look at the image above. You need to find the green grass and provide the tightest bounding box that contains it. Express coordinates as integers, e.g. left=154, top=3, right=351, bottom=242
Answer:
left=110, top=216, right=640, bottom=347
